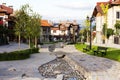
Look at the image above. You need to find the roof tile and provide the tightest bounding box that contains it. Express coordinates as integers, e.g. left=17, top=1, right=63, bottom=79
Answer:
left=41, top=20, right=52, bottom=27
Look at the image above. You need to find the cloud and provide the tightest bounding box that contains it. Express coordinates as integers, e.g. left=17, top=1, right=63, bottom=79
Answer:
left=55, top=2, right=92, bottom=10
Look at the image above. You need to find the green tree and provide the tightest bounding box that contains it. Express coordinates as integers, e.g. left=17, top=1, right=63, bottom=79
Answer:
left=14, top=4, right=32, bottom=49
left=107, top=28, right=114, bottom=39
left=15, top=4, right=41, bottom=48
left=31, top=13, right=41, bottom=48
left=24, top=16, right=33, bottom=48
left=114, top=22, right=120, bottom=35
left=79, top=29, right=85, bottom=43
left=0, top=25, right=9, bottom=45
left=85, top=16, right=90, bottom=42
left=100, top=3, right=109, bottom=43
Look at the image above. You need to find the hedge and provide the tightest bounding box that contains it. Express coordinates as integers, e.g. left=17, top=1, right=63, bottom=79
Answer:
left=0, top=48, right=39, bottom=61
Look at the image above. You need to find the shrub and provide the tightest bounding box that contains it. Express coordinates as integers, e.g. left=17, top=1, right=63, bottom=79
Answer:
left=107, top=28, right=114, bottom=39
left=0, top=48, right=39, bottom=61
left=115, top=22, right=120, bottom=29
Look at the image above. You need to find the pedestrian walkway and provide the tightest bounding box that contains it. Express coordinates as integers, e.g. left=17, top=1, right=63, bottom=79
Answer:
left=0, top=43, right=56, bottom=80
left=0, top=42, right=28, bottom=53
left=0, top=43, right=120, bottom=80
left=54, top=45, right=120, bottom=80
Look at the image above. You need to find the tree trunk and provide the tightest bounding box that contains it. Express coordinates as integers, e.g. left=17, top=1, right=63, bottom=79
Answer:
left=29, top=36, right=31, bottom=48
left=87, top=31, right=89, bottom=42
left=35, top=37, right=38, bottom=48
left=18, top=34, right=21, bottom=49
left=73, top=28, right=75, bottom=43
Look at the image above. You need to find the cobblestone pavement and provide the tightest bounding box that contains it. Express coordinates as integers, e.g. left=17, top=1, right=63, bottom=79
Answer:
left=0, top=42, right=28, bottom=53
left=54, top=45, right=120, bottom=80
left=0, top=47, right=56, bottom=80
left=0, top=43, right=120, bottom=80
left=38, top=58, right=83, bottom=80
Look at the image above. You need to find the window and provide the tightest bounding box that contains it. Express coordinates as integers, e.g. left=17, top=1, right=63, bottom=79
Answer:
left=61, top=30, right=65, bottom=33
left=116, top=11, right=120, bottom=19
left=53, top=30, right=56, bottom=33
left=0, top=17, right=3, bottom=21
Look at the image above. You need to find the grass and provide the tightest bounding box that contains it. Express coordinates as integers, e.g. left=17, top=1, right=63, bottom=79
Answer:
left=75, top=43, right=120, bottom=62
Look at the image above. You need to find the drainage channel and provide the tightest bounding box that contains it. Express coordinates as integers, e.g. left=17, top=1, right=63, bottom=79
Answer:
left=38, top=55, right=84, bottom=80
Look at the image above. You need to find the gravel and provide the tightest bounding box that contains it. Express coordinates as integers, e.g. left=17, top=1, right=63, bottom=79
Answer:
left=38, top=58, right=83, bottom=80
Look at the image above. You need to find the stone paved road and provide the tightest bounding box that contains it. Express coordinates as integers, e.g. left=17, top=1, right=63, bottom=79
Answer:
left=54, top=45, right=120, bottom=80
left=0, top=43, right=120, bottom=80
left=0, top=47, right=56, bottom=80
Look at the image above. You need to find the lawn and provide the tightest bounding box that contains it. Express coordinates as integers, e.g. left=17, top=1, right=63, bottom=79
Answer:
left=75, top=43, right=120, bottom=62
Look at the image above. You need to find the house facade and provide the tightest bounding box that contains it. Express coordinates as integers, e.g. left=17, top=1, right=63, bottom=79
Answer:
left=0, top=3, right=13, bottom=27
left=92, top=0, right=120, bottom=44
left=40, top=20, right=52, bottom=42
left=0, top=3, right=14, bottom=45
left=51, top=23, right=68, bottom=41
left=51, top=20, right=80, bottom=42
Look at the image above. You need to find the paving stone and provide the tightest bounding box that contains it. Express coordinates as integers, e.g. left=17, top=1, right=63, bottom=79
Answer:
left=38, top=58, right=83, bottom=80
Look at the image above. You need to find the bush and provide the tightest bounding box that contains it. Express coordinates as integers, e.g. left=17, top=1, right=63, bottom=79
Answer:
left=107, top=28, right=114, bottom=39
left=0, top=48, right=39, bottom=61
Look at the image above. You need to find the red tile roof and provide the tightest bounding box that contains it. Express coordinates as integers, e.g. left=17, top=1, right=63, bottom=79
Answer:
left=0, top=9, right=7, bottom=13
left=41, top=20, right=52, bottom=27
left=92, top=0, right=120, bottom=17
left=51, top=27, right=59, bottom=30
left=0, top=5, right=13, bottom=14
left=92, top=2, right=108, bottom=16
left=111, top=0, right=120, bottom=4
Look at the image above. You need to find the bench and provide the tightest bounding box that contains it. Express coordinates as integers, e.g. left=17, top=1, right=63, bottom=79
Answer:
left=83, top=45, right=90, bottom=52
left=93, top=46, right=108, bottom=56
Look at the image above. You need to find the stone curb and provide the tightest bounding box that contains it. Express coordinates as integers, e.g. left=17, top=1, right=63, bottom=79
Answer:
left=64, top=55, right=90, bottom=80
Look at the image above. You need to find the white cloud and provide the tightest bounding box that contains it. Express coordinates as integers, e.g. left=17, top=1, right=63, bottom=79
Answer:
left=55, top=1, right=92, bottom=10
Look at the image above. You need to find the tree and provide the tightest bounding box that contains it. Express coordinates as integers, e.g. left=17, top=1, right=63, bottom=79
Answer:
left=114, top=22, right=120, bottom=35
left=32, top=13, right=41, bottom=48
left=100, top=3, right=109, bottom=43
left=24, top=16, right=33, bottom=48
left=84, top=16, right=90, bottom=42
left=14, top=4, right=32, bottom=49
left=107, top=28, right=114, bottom=39
left=79, top=29, right=85, bottom=43
left=15, top=4, right=42, bottom=48
left=0, top=25, right=9, bottom=45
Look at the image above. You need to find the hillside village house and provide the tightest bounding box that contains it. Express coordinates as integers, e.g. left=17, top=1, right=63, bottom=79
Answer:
left=51, top=20, right=80, bottom=42
left=51, top=23, right=68, bottom=41
left=92, top=0, right=120, bottom=44
left=0, top=3, right=14, bottom=45
left=40, top=20, right=52, bottom=42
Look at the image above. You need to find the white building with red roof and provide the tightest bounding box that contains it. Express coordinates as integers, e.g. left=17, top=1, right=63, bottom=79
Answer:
left=92, top=0, right=120, bottom=44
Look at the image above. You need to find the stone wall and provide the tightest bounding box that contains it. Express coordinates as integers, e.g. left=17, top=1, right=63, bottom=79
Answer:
left=64, top=56, right=91, bottom=80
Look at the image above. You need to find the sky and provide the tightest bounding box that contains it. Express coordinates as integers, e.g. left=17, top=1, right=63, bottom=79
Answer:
left=0, top=0, right=108, bottom=23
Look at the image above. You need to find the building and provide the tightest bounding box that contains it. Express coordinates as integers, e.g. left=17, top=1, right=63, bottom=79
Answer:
left=0, top=3, right=13, bottom=27
left=92, top=0, right=120, bottom=44
left=0, top=3, right=14, bottom=45
left=40, top=20, right=52, bottom=42
left=51, top=20, right=80, bottom=42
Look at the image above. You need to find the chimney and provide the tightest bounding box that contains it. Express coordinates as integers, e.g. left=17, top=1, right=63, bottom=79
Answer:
left=9, top=6, right=13, bottom=9
left=109, top=0, right=113, bottom=3
left=2, top=3, right=6, bottom=6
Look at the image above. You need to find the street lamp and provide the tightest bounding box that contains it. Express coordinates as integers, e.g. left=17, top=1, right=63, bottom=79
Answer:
left=87, top=16, right=94, bottom=50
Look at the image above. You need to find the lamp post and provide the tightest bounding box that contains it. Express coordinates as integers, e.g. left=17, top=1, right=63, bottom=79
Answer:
left=87, top=16, right=94, bottom=50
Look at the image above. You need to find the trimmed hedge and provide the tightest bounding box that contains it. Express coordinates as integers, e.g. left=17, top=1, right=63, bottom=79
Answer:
left=0, top=48, right=39, bottom=61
